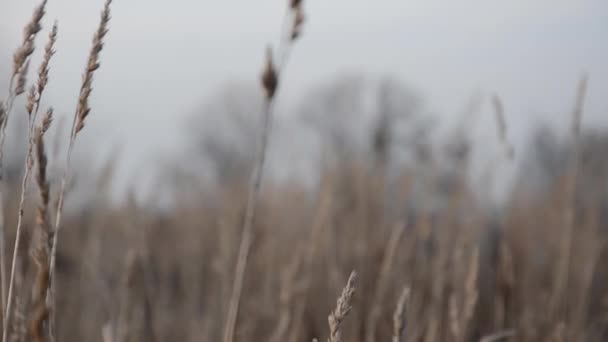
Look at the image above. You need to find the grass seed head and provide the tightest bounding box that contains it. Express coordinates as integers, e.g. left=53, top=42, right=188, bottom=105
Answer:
left=261, top=47, right=278, bottom=100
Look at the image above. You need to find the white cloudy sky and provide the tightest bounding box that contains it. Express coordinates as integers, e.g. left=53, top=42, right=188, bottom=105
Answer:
left=1, top=0, right=607, bottom=195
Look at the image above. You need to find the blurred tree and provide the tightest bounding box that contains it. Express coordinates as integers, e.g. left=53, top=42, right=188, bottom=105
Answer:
left=298, top=75, right=369, bottom=162
left=187, top=83, right=263, bottom=186
left=517, top=124, right=608, bottom=210
left=298, top=74, right=434, bottom=169
left=372, top=78, right=434, bottom=168
left=518, top=125, right=566, bottom=193
left=184, top=75, right=437, bottom=194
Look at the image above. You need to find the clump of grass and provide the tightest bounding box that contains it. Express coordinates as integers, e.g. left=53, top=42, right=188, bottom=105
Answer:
left=0, top=0, right=114, bottom=340
left=1, top=1, right=50, bottom=339
left=7, top=26, right=58, bottom=340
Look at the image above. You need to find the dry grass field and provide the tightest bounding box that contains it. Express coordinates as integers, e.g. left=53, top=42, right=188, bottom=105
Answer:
left=0, top=1, right=606, bottom=342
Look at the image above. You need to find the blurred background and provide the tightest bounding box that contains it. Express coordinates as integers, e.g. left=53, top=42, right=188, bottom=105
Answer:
left=0, top=1, right=608, bottom=341
left=1, top=0, right=607, bottom=204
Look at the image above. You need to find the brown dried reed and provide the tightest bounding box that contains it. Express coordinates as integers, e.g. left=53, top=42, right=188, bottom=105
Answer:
left=222, top=2, right=305, bottom=342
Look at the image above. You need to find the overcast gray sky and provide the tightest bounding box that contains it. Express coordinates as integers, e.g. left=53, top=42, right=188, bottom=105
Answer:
left=1, top=0, right=607, bottom=196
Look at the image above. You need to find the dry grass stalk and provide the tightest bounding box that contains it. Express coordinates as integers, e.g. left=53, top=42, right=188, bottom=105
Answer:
left=222, top=3, right=305, bottom=342
left=551, top=75, right=588, bottom=319
left=26, top=86, right=37, bottom=117
left=392, top=286, right=410, bottom=342
left=288, top=186, right=333, bottom=342
left=115, top=250, right=138, bottom=342
left=277, top=0, right=305, bottom=69
left=0, top=103, right=5, bottom=130
left=365, top=222, right=406, bottom=342
left=269, top=246, right=306, bottom=342
left=491, top=95, right=514, bottom=160
left=29, top=111, right=53, bottom=342
left=0, top=0, right=47, bottom=130
left=494, top=240, right=514, bottom=330
left=449, top=294, right=461, bottom=341
left=571, top=74, right=588, bottom=138
left=427, top=225, right=448, bottom=341
left=0, top=0, right=48, bottom=319
left=31, top=22, right=58, bottom=127
left=72, top=2, right=112, bottom=136
left=449, top=247, right=480, bottom=342
left=36, top=22, right=57, bottom=102
left=222, top=48, right=276, bottom=342
left=43, top=2, right=112, bottom=339
left=13, top=1, right=47, bottom=82
left=571, top=226, right=603, bottom=336
left=48, top=0, right=113, bottom=325
left=328, top=271, right=357, bottom=342
left=50, top=0, right=113, bottom=277
left=0, top=0, right=47, bottom=149
left=461, top=247, right=479, bottom=340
